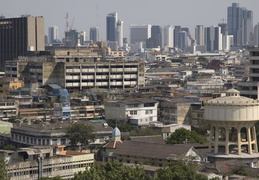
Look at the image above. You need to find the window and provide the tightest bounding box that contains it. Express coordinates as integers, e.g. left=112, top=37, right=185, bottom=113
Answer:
left=149, top=117, right=153, bottom=121
left=145, top=110, right=153, bottom=114
left=130, top=111, right=137, bottom=115
left=144, top=103, right=155, bottom=107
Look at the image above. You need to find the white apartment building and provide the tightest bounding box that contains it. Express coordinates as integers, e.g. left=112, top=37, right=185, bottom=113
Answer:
left=105, top=98, right=159, bottom=126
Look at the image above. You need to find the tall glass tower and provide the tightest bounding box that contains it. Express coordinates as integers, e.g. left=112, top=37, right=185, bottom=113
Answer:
left=90, top=27, right=99, bottom=43
left=106, top=12, right=117, bottom=41
left=227, top=3, right=253, bottom=46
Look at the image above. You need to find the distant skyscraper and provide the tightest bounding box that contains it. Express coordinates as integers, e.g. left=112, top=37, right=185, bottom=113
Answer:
left=146, top=25, right=162, bottom=48
left=195, top=25, right=204, bottom=46
left=130, top=24, right=151, bottom=44
left=178, top=31, right=188, bottom=51
left=45, top=35, right=48, bottom=45
left=65, top=29, right=79, bottom=47
left=241, top=10, right=253, bottom=46
left=218, top=23, right=231, bottom=51
left=204, top=26, right=222, bottom=52
left=48, top=26, right=58, bottom=44
left=106, top=12, right=118, bottom=41
left=79, top=31, right=86, bottom=46
left=0, top=16, right=45, bottom=70
left=254, top=23, right=259, bottom=47
left=90, top=27, right=99, bottom=43
left=163, top=25, right=174, bottom=48
left=227, top=3, right=253, bottom=46
left=174, top=26, right=181, bottom=48
left=116, top=20, right=123, bottom=48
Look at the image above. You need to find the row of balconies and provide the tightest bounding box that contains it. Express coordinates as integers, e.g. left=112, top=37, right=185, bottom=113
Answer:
left=66, top=68, right=138, bottom=73
left=66, top=74, right=137, bottom=80
left=66, top=81, right=137, bottom=87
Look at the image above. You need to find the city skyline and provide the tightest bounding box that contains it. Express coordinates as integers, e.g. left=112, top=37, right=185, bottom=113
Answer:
left=1, top=0, right=259, bottom=41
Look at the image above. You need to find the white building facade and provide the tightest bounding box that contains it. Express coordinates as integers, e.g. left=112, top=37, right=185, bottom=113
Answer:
left=105, top=99, right=159, bottom=126
left=48, top=26, right=58, bottom=44
left=163, top=25, right=174, bottom=48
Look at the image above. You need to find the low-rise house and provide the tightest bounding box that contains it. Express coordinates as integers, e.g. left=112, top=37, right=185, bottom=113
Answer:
left=105, top=98, right=159, bottom=126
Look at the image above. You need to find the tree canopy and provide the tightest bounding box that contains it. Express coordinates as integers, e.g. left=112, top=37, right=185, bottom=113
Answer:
left=156, top=161, right=208, bottom=180
left=66, top=122, right=96, bottom=146
left=73, top=160, right=151, bottom=180
left=0, top=156, right=9, bottom=180
left=166, top=128, right=207, bottom=144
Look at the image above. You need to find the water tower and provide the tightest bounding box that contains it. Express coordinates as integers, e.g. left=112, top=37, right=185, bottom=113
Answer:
left=204, top=89, right=259, bottom=167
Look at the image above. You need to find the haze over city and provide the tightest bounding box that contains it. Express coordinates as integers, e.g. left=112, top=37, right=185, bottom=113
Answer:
left=1, top=0, right=259, bottom=40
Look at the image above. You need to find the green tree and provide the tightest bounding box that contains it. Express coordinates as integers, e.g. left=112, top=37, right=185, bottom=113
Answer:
left=0, top=156, right=9, bottom=180
left=66, top=122, right=96, bottom=147
left=156, top=161, right=207, bottom=180
left=166, top=128, right=207, bottom=144
left=73, top=160, right=151, bottom=180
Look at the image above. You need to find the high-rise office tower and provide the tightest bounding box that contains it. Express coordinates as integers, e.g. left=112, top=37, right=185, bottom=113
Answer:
left=106, top=12, right=118, bottom=41
left=163, top=25, right=174, bottom=48
left=241, top=10, right=253, bottom=46
left=254, top=23, right=259, bottom=47
left=130, top=24, right=151, bottom=44
left=227, top=3, right=253, bottom=46
left=218, top=23, right=231, bottom=51
left=146, top=25, right=162, bottom=48
left=48, top=26, right=58, bottom=44
left=0, top=16, right=45, bottom=70
left=218, top=23, right=228, bottom=36
left=174, top=26, right=181, bottom=48
left=45, top=35, right=48, bottom=45
left=204, top=26, right=222, bottom=52
left=181, top=27, right=193, bottom=47
left=195, top=25, right=204, bottom=46
left=116, top=20, right=123, bottom=48
left=79, top=31, right=86, bottom=46
left=65, top=29, right=80, bottom=47
left=178, top=31, right=188, bottom=51
left=90, top=27, right=99, bottom=43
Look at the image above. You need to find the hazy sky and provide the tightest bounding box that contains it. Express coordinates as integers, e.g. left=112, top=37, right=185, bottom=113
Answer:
left=1, top=0, right=259, bottom=41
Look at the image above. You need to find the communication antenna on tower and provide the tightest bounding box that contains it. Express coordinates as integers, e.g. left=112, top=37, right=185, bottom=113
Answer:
left=65, top=13, right=69, bottom=32
left=96, top=2, right=99, bottom=27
